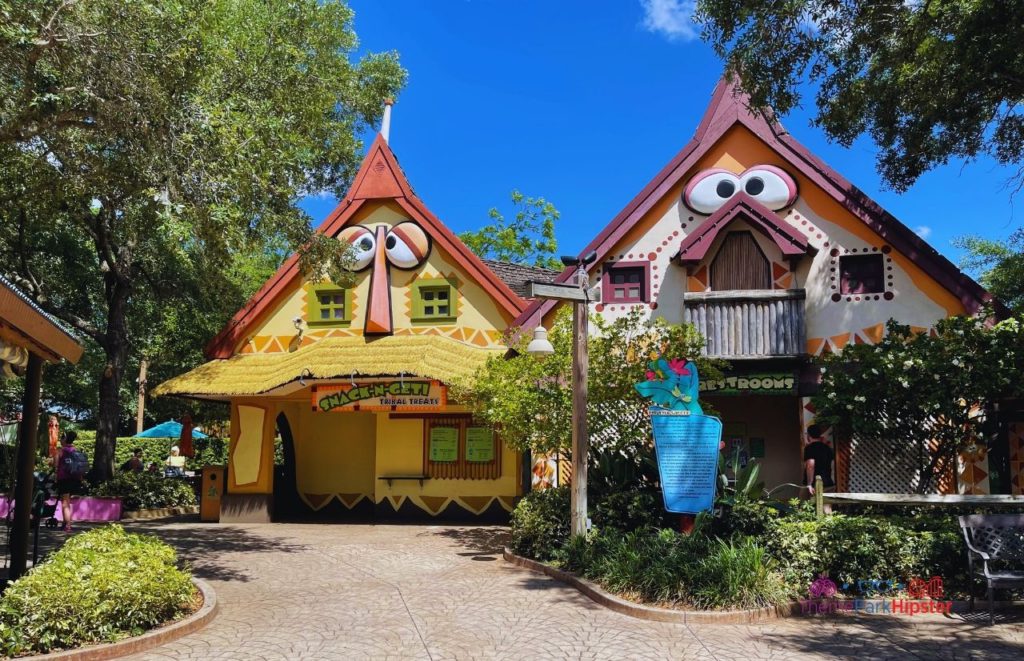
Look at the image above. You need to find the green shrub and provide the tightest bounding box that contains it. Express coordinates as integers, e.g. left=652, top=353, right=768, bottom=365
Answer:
left=591, top=488, right=669, bottom=532
left=690, top=538, right=792, bottom=609
left=72, top=432, right=227, bottom=477
left=767, top=512, right=969, bottom=596
left=92, top=472, right=197, bottom=511
left=713, top=500, right=784, bottom=539
left=563, top=527, right=790, bottom=609
left=0, top=525, right=196, bottom=656
left=509, top=487, right=570, bottom=561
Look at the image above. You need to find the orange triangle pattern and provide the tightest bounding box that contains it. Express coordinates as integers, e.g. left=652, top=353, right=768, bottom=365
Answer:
left=303, top=493, right=332, bottom=510
left=337, top=493, right=365, bottom=509
left=457, top=496, right=493, bottom=514
left=419, top=495, right=449, bottom=514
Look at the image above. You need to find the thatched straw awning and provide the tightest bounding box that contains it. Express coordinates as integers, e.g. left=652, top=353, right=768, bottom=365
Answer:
left=153, top=335, right=503, bottom=399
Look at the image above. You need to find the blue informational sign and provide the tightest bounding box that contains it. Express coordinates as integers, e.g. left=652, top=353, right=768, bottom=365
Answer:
left=650, top=409, right=723, bottom=514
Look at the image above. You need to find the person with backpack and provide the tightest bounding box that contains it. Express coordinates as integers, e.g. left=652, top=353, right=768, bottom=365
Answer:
left=56, top=430, right=88, bottom=533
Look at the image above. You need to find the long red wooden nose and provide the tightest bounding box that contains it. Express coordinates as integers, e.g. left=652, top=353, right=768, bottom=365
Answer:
left=364, top=225, right=392, bottom=335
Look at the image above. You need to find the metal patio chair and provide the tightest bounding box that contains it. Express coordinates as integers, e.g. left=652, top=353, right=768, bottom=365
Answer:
left=958, top=514, right=1024, bottom=625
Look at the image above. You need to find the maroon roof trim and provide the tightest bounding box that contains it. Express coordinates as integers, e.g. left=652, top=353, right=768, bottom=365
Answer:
left=514, top=78, right=998, bottom=328
left=673, top=193, right=814, bottom=265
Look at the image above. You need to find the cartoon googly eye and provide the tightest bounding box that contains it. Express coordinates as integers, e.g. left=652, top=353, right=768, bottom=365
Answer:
left=739, top=165, right=798, bottom=210
left=338, top=225, right=376, bottom=271
left=384, top=222, right=430, bottom=269
left=683, top=169, right=741, bottom=214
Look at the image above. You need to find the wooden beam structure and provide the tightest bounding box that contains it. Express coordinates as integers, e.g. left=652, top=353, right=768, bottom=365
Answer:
left=526, top=274, right=595, bottom=537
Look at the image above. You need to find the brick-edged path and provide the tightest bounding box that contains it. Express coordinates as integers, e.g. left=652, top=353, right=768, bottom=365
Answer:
left=81, top=520, right=1023, bottom=660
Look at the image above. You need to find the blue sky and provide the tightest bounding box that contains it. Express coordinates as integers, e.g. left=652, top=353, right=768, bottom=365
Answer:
left=300, top=0, right=1021, bottom=272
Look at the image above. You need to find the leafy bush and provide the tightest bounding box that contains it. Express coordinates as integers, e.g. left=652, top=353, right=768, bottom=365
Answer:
left=73, top=431, right=227, bottom=477
left=690, top=538, right=792, bottom=609
left=509, top=487, right=570, bottom=561
left=591, top=488, right=669, bottom=532
left=92, top=472, right=197, bottom=511
left=0, top=525, right=196, bottom=656
left=562, top=527, right=791, bottom=609
left=712, top=500, right=784, bottom=539
left=767, top=512, right=968, bottom=595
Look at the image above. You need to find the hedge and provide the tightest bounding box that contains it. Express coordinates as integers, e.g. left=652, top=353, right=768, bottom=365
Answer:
left=71, top=431, right=227, bottom=474
left=0, top=525, right=197, bottom=656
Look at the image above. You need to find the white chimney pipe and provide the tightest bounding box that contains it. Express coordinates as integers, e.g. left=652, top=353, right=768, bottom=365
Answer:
left=381, top=98, right=394, bottom=143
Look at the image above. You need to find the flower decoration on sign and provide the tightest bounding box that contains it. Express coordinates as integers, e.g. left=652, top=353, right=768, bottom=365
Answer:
left=634, top=357, right=703, bottom=414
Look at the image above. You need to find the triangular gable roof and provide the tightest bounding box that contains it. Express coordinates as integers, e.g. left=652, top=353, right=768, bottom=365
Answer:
left=673, top=192, right=815, bottom=265
left=515, top=77, right=998, bottom=327
left=205, top=134, right=526, bottom=359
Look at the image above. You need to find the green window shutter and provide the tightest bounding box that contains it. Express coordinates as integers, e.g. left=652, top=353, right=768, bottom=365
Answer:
left=309, top=285, right=352, bottom=327
left=412, top=278, right=457, bottom=322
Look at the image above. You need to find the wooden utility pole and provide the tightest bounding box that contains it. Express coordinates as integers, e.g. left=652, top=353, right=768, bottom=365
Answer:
left=9, top=354, right=44, bottom=581
left=136, top=358, right=148, bottom=435
left=569, top=269, right=589, bottom=537
left=527, top=255, right=599, bottom=538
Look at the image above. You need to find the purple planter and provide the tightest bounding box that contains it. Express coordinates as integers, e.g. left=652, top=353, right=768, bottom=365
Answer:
left=0, top=495, right=123, bottom=522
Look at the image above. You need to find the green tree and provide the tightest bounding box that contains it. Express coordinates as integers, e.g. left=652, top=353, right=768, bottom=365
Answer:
left=0, top=0, right=405, bottom=479
left=459, top=308, right=722, bottom=455
left=696, top=0, right=1024, bottom=191
left=812, top=315, right=1024, bottom=493
left=956, top=231, right=1024, bottom=313
left=460, top=190, right=561, bottom=270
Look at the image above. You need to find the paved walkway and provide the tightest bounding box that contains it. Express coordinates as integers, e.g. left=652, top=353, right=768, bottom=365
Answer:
left=31, top=519, right=1024, bottom=660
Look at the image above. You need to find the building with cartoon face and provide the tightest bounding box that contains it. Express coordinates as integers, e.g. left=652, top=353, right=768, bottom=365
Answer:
left=516, top=79, right=1010, bottom=496
left=155, top=122, right=559, bottom=522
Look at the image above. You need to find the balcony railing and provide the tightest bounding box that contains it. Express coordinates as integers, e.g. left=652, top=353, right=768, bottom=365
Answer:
left=682, top=289, right=806, bottom=359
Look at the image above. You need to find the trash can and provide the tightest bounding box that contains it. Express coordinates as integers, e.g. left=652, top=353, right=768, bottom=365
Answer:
left=201, top=465, right=225, bottom=522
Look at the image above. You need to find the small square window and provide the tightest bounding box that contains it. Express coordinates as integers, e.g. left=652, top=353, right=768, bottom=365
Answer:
left=414, top=281, right=457, bottom=321
left=603, top=264, right=648, bottom=303
left=840, top=254, right=885, bottom=294
left=310, top=286, right=350, bottom=326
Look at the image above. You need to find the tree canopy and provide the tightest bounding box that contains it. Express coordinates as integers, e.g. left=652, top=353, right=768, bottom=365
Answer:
left=697, top=0, right=1024, bottom=191
left=459, top=308, right=722, bottom=455
left=460, top=190, right=561, bottom=270
left=957, top=231, right=1024, bottom=314
left=812, top=315, right=1024, bottom=493
left=0, top=0, right=405, bottom=477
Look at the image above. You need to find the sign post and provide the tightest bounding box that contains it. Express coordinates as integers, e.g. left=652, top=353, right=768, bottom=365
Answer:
left=526, top=257, right=600, bottom=538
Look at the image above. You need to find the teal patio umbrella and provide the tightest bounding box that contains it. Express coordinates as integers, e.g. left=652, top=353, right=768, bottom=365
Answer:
left=133, top=420, right=208, bottom=439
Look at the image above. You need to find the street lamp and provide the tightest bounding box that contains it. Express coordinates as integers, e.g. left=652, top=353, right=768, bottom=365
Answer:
left=526, top=325, right=554, bottom=356
left=525, top=251, right=598, bottom=537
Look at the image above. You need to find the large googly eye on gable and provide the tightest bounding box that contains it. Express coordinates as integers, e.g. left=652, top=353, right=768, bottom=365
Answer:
left=683, top=169, right=741, bottom=215
left=384, top=222, right=430, bottom=269
left=739, top=165, right=797, bottom=210
left=338, top=225, right=376, bottom=271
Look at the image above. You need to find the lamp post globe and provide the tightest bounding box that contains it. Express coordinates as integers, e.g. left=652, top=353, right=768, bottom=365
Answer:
left=526, top=325, right=555, bottom=356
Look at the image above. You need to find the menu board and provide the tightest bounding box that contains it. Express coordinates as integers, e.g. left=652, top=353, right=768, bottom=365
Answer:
left=650, top=409, right=722, bottom=514
left=465, top=427, right=494, bottom=463
left=429, top=427, right=459, bottom=462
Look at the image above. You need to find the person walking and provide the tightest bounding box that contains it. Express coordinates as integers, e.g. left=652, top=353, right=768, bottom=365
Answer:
left=55, top=431, right=88, bottom=533
left=804, top=424, right=835, bottom=513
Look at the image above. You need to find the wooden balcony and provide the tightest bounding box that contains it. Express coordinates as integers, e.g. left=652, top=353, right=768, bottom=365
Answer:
left=682, top=289, right=806, bottom=359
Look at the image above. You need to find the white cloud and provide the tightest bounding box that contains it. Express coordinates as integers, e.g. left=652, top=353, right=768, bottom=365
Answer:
left=914, top=225, right=932, bottom=239
left=640, top=0, right=699, bottom=42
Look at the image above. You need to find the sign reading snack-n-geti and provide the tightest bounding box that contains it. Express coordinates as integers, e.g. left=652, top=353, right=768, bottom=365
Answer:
left=314, top=379, right=447, bottom=412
